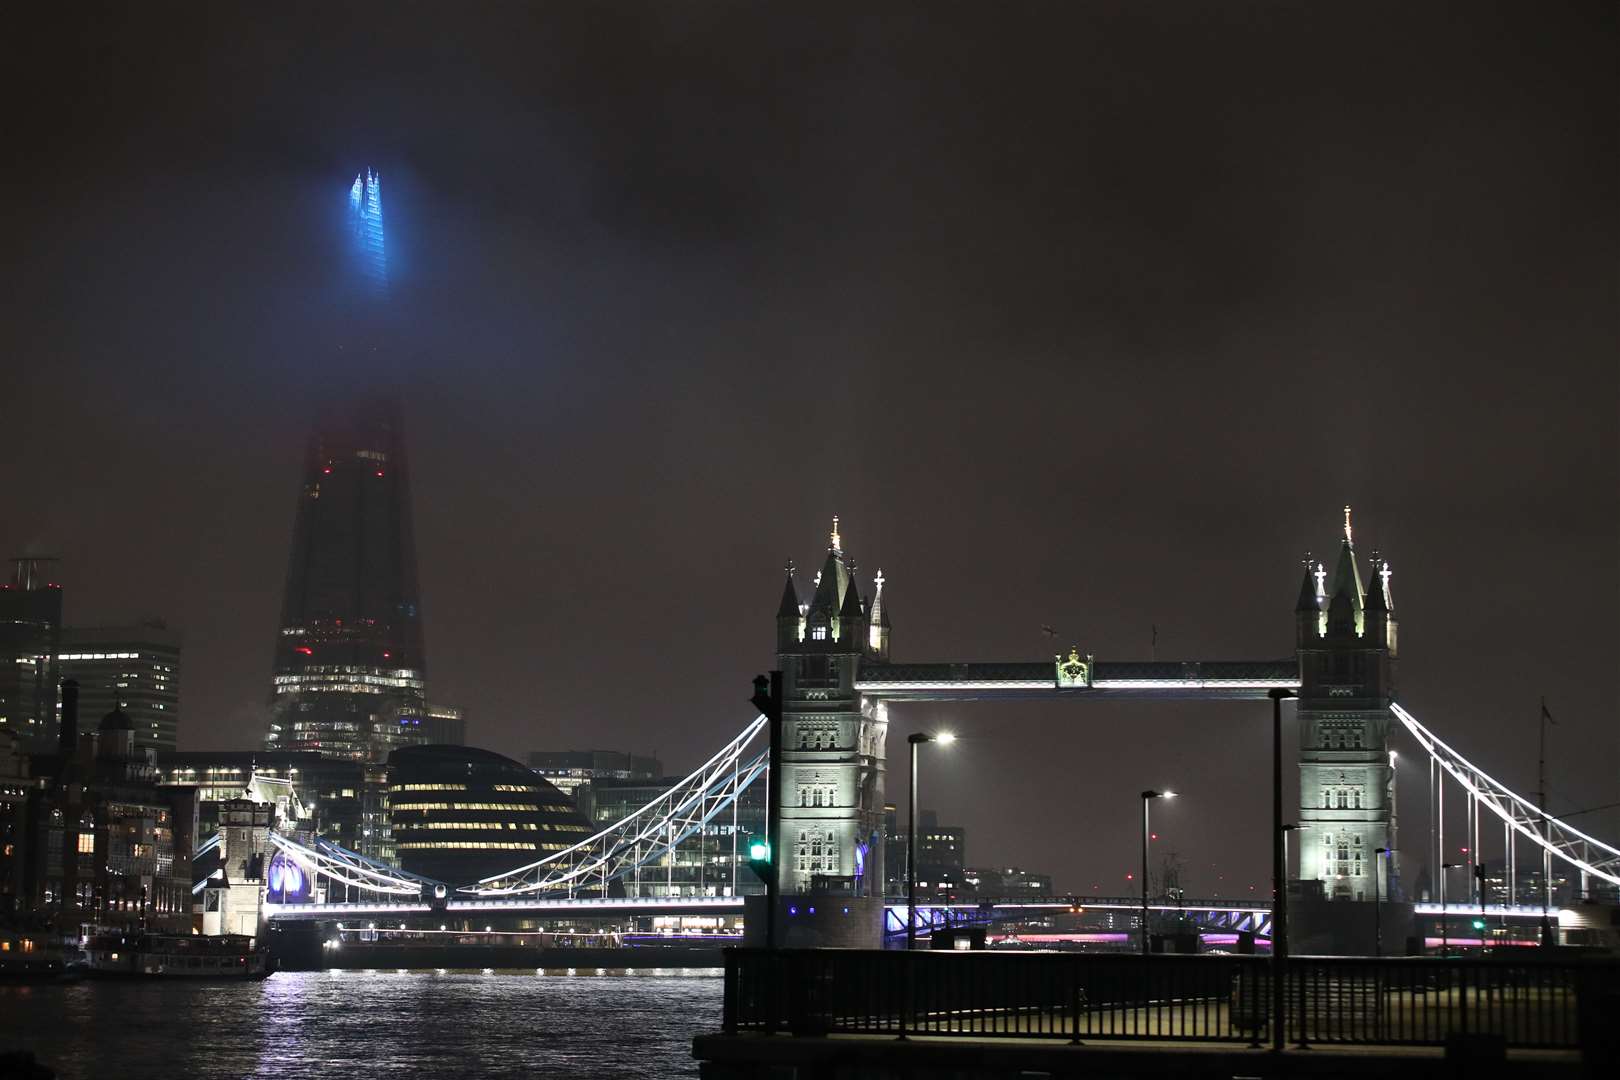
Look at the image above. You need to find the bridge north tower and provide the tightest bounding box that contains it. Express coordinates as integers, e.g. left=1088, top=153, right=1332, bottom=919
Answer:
left=1295, top=507, right=1399, bottom=901
left=772, top=518, right=890, bottom=904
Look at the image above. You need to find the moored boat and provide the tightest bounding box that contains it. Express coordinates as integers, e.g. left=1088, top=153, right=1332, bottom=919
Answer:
left=77, top=931, right=271, bottom=979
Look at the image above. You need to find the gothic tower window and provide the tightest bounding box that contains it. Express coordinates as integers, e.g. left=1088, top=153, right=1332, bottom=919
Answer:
left=794, top=828, right=839, bottom=875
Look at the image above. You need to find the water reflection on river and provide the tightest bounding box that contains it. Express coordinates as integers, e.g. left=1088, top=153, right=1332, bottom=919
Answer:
left=1, top=968, right=721, bottom=1079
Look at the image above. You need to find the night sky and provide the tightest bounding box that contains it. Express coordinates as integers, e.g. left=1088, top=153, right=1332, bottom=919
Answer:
left=4, top=3, right=1615, bottom=898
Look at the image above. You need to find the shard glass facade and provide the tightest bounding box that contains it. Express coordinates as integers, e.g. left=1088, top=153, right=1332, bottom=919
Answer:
left=348, top=168, right=387, bottom=294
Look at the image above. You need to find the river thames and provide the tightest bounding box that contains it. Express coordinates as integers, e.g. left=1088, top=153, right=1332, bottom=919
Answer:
left=1, top=969, right=721, bottom=1078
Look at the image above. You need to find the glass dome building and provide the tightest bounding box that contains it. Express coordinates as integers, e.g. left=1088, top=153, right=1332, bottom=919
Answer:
left=387, top=745, right=593, bottom=885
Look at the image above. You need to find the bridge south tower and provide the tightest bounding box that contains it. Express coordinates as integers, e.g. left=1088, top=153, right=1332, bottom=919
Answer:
left=1295, top=507, right=1399, bottom=901
left=773, top=518, right=890, bottom=911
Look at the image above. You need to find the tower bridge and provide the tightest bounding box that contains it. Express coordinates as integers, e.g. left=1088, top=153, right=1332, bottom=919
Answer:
left=259, top=510, right=1619, bottom=953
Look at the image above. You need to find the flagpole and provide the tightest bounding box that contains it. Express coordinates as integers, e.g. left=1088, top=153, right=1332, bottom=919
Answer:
left=1539, top=698, right=1553, bottom=934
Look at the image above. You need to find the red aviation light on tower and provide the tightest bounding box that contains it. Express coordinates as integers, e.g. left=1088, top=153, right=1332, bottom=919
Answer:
left=295, top=646, right=314, bottom=656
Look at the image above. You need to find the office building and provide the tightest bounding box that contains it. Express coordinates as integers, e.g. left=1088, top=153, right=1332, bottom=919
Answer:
left=0, top=559, right=63, bottom=754
left=157, top=750, right=379, bottom=856
left=57, top=621, right=181, bottom=753
left=912, top=810, right=967, bottom=899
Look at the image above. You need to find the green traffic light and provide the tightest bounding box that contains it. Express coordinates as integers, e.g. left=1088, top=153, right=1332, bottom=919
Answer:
left=1471, top=919, right=1486, bottom=930
left=749, top=840, right=770, bottom=861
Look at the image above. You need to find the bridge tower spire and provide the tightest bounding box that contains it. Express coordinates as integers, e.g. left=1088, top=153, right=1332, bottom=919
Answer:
left=776, top=561, right=801, bottom=651
left=867, top=569, right=891, bottom=660
left=1296, top=506, right=1399, bottom=910
left=771, top=517, right=888, bottom=946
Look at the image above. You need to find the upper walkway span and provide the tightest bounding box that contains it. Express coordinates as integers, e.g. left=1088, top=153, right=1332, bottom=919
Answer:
left=854, top=656, right=1300, bottom=700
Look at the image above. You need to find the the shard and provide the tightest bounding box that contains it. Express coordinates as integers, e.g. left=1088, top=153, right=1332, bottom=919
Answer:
left=264, top=170, right=427, bottom=761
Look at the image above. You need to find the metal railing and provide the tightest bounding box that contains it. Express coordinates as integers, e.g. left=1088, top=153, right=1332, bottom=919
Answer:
left=722, top=949, right=1611, bottom=1050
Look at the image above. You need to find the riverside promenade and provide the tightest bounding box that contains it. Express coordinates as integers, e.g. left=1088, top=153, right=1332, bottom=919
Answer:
left=693, top=949, right=1616, bottom=1078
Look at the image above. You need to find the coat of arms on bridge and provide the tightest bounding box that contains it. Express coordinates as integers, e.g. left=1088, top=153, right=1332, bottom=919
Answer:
left=1055, top=647, right=1090, bottom=688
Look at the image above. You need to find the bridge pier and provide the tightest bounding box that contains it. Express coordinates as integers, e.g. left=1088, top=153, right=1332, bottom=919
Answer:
left=742, top=894, right=885, bottom=949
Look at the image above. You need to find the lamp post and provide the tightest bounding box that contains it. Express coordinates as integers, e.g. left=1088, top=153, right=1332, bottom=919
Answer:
left=907, top=731, right=955, bottom=951
left=1140, top=790, right=1177, bottom=956
left=1440, top=862, right=1462, bottom=956
left=1373, top=847, right=1390, bottom=957
left=749, top=673, right=782, bottom=952
left=1268, top=687, right=1295, bottom=1054
left=1281, top=823, right=1309, bottom=887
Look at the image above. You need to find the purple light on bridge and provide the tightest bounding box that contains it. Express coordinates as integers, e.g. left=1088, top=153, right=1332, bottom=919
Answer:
left=267, top=852, right=309, bottom=902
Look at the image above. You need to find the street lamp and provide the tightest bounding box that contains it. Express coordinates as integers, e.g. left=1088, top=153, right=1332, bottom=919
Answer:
left=1140, top=790, right=1177, bottom=956
left=1373, top=847, right=1391, bottom=957
left=907, top=732, right=955, bottom=950
left=1440, top=862, right=1463, bottom=956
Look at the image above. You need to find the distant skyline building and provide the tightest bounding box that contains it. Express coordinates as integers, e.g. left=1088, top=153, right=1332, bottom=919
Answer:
left=528, top=749, right=663, bottom=809
left=421, top=705, right=466, bottom=746
left=0, top=558, right=63, bottom=754
left=962, top=866, right=1054, bottom=900
left=56, top=621, right=181, bottom=754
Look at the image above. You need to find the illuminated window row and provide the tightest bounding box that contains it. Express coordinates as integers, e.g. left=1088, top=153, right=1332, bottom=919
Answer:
left=390, top=801, right=545, bottom=812
left=281, top=664, right=420, bottom=678
left=395, top=841, right=569, bottom=852
left=389, top=783, right=468, bottom=792
left=400, top=820, right=580, bottom=832
left=273, top=672, right=425, bottom=693
left=58, top=652, right=142, bottom=661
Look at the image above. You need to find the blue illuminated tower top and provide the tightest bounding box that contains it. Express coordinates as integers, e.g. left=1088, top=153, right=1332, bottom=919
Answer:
left=348, top=168, right=387, bottom=295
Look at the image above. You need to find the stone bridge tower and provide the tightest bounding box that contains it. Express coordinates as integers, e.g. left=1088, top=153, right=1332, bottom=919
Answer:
left=1295, top=507, right=1399, bottom=901
left=772, top=518, right=890, bottom=928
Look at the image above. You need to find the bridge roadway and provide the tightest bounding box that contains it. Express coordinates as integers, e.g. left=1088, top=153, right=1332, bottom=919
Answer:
left=266, top=892, right=1565, bottom=927
left=265, top=895, right=748, bottom=921
left=265, top=894, right=1277, bottom=924
left=265, top=895, right=1261, bottom=923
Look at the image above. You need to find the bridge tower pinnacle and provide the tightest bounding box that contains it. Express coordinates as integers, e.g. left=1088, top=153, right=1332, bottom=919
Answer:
left=770, top=520, right=890, bottom=944
left=1296, top=507, right=1399, bottom=903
